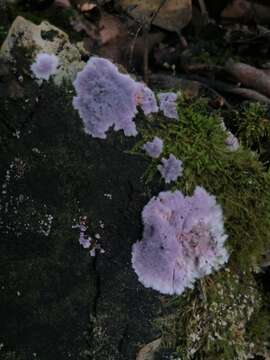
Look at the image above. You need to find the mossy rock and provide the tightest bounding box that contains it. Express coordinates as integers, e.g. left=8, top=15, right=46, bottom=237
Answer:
left=224, top=101, right=270, bottom=167
left=136, top=96, right=270, bottom=272
left=134, top=96, right=270, bottom=359
left=2, top=36, right=270, bottom=359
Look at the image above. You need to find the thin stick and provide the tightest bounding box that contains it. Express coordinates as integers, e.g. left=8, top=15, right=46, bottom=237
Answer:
left=143, top=0, right=168, bottom=83
left=128, top=23, right=144, bottom=69
left=187, top=74, right=270, bottom=104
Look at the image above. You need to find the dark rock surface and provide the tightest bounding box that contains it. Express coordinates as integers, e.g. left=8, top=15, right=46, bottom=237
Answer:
left=0, top=59, right=161, bottom=360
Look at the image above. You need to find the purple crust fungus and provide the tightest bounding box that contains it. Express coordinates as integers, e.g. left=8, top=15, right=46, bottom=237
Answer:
left=136, top=84, right=159, bottom=115
left=31, top=53, right=59, bottom=80
left=142, top=137, right=164, bottom=158
left=73, top=57, right=139, bottom=138
left=131, top=187, right=229, bottom=295
left=158, top=92, right=178, bottom=119
left=158, top=154, right=183, bottom=183
left=73, top=57, right=158, bottom=139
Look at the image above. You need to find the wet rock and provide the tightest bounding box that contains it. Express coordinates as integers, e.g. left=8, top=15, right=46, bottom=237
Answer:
left=0, top=16, right=84, bottom=85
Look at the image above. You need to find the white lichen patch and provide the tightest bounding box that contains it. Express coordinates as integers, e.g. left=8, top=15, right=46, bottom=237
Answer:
left=38, top=212, right=53, bottom=236
left=0, top=16, right=85, bottom=86
left=174, top=270, right=262, bottom=359
left=0, top=160, right=53, bottom=237
left=104, top=193, right=112, bottom=200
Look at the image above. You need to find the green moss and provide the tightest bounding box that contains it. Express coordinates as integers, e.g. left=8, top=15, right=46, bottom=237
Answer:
left=157, top=269, right=270, bottom=360
left=157, top=270, right=270, bottom=359
left=136, top=96, right=270, bottom=271
left=134, top=96, right=270, bottom=359
left=225, top=102, right=270, bottom=166
left=246, top=305, right=270, bottom=356
left=166, top=270, right=264, bottom=360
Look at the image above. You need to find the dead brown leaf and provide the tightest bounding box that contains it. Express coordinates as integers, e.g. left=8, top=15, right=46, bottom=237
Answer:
left=116, top=0, right=192, bottom=33
left=98, top=14, right=126, bottom=45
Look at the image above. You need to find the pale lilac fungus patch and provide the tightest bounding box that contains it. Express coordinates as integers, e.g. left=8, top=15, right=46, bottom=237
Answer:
left=131, top=187, right=229, bottom=295
left=158, top=92, right=178, bottom=119
left=79, top=232, right=91, bottom=249
left=136, top=83, right=159, bottom=115
left=73, top=219, right=105, bottom=255
left=142, top=137, right=163, bottom=158
left=73, top=57, right=141, bottom=139
left=158, top=154, right=183, bottom=183
left=72, top=222, right=91, bottom=248
left=31, top=53, right=59, bottom=80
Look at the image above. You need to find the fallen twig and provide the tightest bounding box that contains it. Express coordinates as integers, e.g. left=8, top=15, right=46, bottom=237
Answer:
left=143, top=0, right=168, bottom=83
left=225, top=61, right=270, bottom=98
left=186, top=74, right=270, bottom=104
left=150, top=73, right=231, bottom=107
left=150, top=73, right=202, bottom=97
left=183, top=63, right=223, bottom=73
left=229, top=87, right=270, bottom=103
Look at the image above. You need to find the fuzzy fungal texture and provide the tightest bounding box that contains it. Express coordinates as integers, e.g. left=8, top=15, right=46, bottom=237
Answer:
left=158, top=92, right=178, bottom=119
left=158, top=154, right=183, bottom=183
left=132, top=187, right=229, bottom=295
left=73, top=57, right=139, bottom=138
left=73, top=57, right=158, bottom=139
left=31, top=53, right=59, bottom=81
left=136, top=84, right=159, bottom=115
left=139, top=96, right=270, bottom=270
left=142, top=137, right=163, bottom=158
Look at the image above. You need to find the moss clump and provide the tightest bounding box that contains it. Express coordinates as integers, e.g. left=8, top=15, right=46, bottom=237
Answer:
left=159, top=270, right=268, bottom=360
left=136, top=96, right=270, bottom=271
left=225, top=102, right=270, bottom=167
left=134, top=96, right=270, bottom=359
